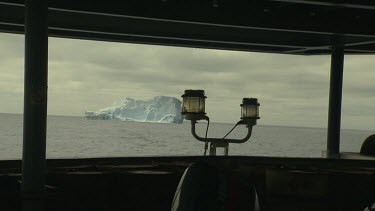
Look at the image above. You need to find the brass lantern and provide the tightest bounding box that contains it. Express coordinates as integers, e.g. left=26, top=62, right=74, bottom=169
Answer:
left=241, top=98, right=260, bottom=120
left=181, top=90, right=207, bottom=120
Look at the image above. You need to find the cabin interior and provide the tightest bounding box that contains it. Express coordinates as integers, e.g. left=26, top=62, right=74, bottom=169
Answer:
left=0, top=0, right=374, bottom=210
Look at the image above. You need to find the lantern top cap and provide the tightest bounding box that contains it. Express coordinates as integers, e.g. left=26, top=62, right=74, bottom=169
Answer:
left=241, top=98, right=260, bottom=106
left=181, top=89, right=207, bottom=98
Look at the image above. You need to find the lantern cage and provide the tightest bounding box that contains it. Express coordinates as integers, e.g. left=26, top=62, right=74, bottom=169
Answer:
left=181, top=90, right=207, bottom=120
left=241, top=98, right=260, bottom=120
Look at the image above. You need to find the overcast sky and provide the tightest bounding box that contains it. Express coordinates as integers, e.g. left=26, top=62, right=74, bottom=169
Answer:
left=1, top=33, right=374, bottom=130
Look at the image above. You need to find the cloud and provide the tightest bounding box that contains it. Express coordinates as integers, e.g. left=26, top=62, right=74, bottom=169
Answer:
left=0, top=33, right=374, bottom=130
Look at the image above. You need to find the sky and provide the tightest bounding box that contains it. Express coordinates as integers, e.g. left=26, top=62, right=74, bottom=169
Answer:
left=0, top=32, right=374, bottom=130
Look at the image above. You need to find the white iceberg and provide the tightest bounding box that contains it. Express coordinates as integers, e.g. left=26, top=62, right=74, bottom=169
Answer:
left=85, top=96, right=183, bottom=124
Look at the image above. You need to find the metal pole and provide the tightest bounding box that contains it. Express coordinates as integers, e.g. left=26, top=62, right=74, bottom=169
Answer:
left=209, top=143, right=216, bottom=156
left=22, top=0, right=48, bottom=210
left=224, top=145, right=229, bottom=156
left=326, top=46, right=344, bottom=158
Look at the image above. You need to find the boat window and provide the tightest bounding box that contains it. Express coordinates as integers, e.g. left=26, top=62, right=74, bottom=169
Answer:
left=0, top=32, right=374, bottom=159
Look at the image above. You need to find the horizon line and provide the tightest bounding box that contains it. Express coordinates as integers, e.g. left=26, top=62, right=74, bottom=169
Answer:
left=1, top=112, right=373, bottom=132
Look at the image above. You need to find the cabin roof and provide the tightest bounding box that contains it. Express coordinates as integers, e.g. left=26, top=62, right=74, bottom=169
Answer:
left=1, top=0, right=375, bottom=55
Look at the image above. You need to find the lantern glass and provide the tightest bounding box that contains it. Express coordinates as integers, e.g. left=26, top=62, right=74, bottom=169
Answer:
left=183, top=96, right=205, bottom=113
left=241, top=104, right=258, bottom=118
left=241, top=98, right=260, bottom=119
left=181, top=90, right=206, bottom=114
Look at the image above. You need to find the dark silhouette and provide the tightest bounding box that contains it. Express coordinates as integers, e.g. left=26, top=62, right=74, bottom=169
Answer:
left=361, top=134, right=375, bottom=156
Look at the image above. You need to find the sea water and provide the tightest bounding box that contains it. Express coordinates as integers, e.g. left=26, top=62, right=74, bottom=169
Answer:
left=0, top=113, right=373, bottom=160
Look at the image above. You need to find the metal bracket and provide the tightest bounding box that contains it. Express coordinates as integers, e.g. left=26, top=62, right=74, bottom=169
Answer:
left=190, top=118, right=254, bottom=156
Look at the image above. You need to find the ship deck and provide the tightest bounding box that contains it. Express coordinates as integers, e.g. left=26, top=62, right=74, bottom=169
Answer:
left=1, top=156, right=374, bottom=211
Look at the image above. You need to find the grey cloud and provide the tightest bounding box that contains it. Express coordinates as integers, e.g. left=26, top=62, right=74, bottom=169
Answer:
left=0, top=34, right=24, bottom=61
left=1, top=33, right=375, bottom=130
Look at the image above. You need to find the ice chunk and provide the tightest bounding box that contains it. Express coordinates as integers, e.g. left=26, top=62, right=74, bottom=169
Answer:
left=85, top=96, right=183, bottom=124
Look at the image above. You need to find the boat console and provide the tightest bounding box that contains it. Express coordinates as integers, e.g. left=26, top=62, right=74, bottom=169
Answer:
left=0, top=156, right=374, bottom=211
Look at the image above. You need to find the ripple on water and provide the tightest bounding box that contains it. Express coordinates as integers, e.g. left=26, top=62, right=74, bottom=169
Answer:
left=0, top=114, right=373, bottom=159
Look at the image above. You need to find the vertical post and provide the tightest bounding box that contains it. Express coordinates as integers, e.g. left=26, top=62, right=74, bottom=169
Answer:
left=326, top=46, right=344, bottom=158
left=209, top=143, right=216, bottom=156
left=224, top=145, right=229, bottom=156
left=22, top=0, right=48, bottom=210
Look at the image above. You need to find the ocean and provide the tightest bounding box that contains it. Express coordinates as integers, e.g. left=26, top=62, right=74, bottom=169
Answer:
left=0, top=113, right=373, bottom=160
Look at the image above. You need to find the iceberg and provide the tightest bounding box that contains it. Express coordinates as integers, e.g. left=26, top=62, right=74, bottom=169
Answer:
left=85, top=96, right=183, bottom=124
